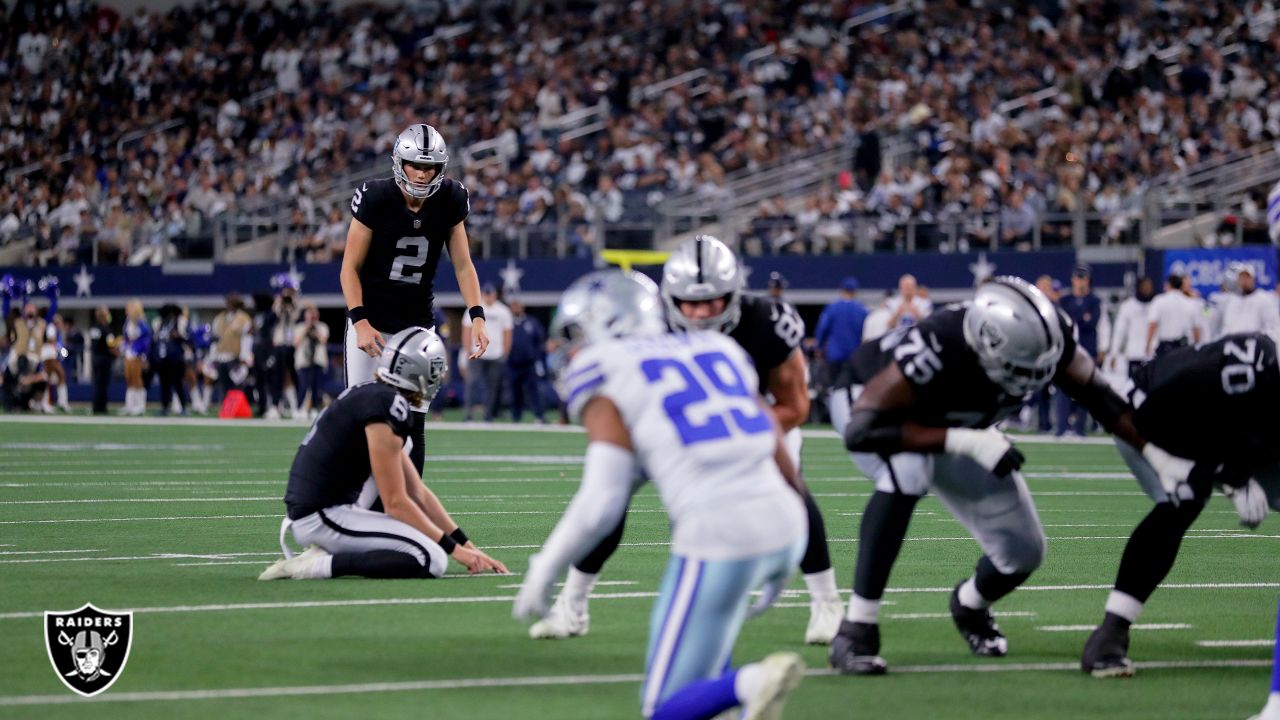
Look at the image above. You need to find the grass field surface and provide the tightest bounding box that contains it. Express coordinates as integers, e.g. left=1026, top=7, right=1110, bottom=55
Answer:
left=0, top=416, right=1274, bottom=719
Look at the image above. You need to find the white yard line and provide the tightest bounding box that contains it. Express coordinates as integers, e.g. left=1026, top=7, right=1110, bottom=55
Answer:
left=1039, top=623, right=1192, bottom=632
left=0, top=514, right=280, bottom=525
left=0, top=442, right=225, bottom=451
left=0, top=549, right=101, bottom=556
left=1196, top=639, right=1274, bottom=648
left=0, top=659, right=1264, bottom=707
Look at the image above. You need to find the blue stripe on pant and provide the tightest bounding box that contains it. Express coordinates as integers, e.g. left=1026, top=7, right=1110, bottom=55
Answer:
left=640, top=540, right=805, bottom=718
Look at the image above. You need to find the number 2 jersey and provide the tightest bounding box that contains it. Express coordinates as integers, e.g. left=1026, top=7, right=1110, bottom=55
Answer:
left=560, top=330, right=807, bottom=561
left=284, top=382, right=415, bottom=519
left=349, top=177, right=470, bottom=333
left=1127, top=333, right=1280, bottom=470
left=847, top=303, right=1079, bottom=429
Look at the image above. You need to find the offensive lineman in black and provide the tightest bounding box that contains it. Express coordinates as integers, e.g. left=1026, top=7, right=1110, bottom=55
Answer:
left=529, top=235, right=845, bottom=646
left=1082, top=332, right=1280, bottom=677
left=825, top=277, right=1194, bottom=675
left=259, top=327, right=507, bottom=581
left=340, top=123, right=489, bottom=476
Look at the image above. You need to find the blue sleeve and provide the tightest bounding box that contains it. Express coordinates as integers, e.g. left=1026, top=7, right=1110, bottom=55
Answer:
left=44, top=289, right=58, bottom=321
left=815, top=308, right=832, bottom=346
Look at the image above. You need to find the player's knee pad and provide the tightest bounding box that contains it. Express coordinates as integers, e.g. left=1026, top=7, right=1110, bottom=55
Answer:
left=989, top=528, right=1046, bottom=576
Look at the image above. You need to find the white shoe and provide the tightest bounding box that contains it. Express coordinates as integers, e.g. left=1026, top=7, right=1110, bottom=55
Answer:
left=264, top=406, right=281, bottom=420
left=528, top=594, right=589, bottom=639
left=804, top=599, right=844, bottom=645
left=257, top=546, right=330, bottom=580
left=741, top=652, right=805, bottom=720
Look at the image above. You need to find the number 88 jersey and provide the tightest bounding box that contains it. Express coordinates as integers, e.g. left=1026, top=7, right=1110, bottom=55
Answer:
left=349, top=177, right=470, bottom=334
left=1129, top=332, right=1280, bottom=464
left=560, top=330, right=806, bottom=560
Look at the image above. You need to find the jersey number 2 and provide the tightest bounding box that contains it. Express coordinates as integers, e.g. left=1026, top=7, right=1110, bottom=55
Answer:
left=390, top=238, right=430, bottom=284
left=641, top=351, right=772, bottom=446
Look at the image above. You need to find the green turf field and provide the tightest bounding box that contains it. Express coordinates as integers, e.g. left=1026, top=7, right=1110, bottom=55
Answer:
left=0, top=417, right=1274, bottom=719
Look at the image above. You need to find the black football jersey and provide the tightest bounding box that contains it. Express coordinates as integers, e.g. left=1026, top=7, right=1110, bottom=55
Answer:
left=349, top=177, right=470, bottom=333
left=728, top=295, right=805, bottom=394
left=285, top=382, right=415, bottom=518
left=1129, top=333, right=1280, bottom=468
left=849, top=303, right=1078, bottom=429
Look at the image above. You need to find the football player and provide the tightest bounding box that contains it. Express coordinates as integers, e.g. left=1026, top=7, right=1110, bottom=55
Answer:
left=1082, top=332, right=1280, bottom=677
left=826, top=276, right=1193, bottom=675
left=514, top=271, right=808, bottom=720
left=259, top=327, right=507, bottom=581
left=340, top=123, right=488, bottom=475
left=531, top=235, right=844, bottom=645
left=1250, top=598, right=1280, bottom=720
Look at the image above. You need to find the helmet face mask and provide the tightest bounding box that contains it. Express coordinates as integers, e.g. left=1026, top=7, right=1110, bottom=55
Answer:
left=549, top=270, right=666, bottom=376
left=661, top=235, right=744, bottom=333
left=963, top=276, right=1065, bottom=397
left=392, top=124, right=448, bottom=199
left=374, top=327, right=449, bottom=410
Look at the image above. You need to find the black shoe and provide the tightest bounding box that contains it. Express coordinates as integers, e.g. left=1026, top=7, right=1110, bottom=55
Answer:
left=829, top=620, right=888, bottom=675
left=949, top=584, right=1008, bottom=657
left=1081, top=616, right=1134, bottom=678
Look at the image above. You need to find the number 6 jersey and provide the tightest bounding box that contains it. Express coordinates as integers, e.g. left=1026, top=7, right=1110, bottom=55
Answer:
left=560, top=330, right=807, bottom=561
left=349, top=177, right=470, bottom=333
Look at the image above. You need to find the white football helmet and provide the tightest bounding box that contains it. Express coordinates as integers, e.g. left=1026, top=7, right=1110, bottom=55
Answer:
left=375, top=326, right=449, bottom=410
left=549, top=270, right=666, bottom=374
left=392, top=124, right=448, bottom=199
left=963, top=276, right=1065, bottom=397
left=661, top=235, right=744, bottom=333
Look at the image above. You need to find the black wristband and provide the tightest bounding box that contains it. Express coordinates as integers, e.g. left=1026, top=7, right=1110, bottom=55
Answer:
left=449, top=527, right=469, bottom=546
left=347, top=306, right=369, bottom=324
left=468, top=305, right=485, bottom=321
left=438, top=533, right=458, bottom=555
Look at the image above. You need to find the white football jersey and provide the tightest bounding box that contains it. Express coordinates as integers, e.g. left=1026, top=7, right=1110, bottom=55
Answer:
left=561, top=330, right=806, bottom=560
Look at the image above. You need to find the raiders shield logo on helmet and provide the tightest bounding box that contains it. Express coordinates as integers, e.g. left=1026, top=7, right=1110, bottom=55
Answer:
left=44, top=603, right=133, bottom=697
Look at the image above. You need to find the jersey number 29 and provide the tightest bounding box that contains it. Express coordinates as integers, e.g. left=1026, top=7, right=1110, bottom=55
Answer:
left=642, top=351, right=772, bottom=446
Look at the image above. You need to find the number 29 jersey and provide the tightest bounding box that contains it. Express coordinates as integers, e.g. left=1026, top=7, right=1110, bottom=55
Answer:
left=349, top=177, right=470, bottom=333
left=560, top=331, right=807, bottom=561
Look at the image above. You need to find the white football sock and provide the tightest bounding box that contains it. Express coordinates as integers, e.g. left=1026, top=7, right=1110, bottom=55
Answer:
left=803, top=568, right=840, bottom=604
left=56, top=383, right=68, bottom=408
left=563, top=567, right=599, bottom=611
left=1105, top=590, right=1144, bottom=623
left=304, top=554, right=333, bottom=580
left=845, top=593, right=881, bottom=623
left=733, top=661, right=766, bottom=704
left=958, top=577, right=991, bottom=610
left=284, top=386, right=299, bottom=413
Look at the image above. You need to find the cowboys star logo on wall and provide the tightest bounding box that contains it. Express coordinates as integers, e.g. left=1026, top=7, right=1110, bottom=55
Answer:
left=44, top=603, right=133, bottom=697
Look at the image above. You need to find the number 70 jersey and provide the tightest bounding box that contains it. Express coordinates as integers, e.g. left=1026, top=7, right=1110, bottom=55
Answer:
left=560, top=330, right=806, bottom=560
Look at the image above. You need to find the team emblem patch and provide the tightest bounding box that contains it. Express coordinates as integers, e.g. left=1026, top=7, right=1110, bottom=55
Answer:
left=413, top=219, right=421, bottom=229
left=978, top=319, right=1006, bottom=351
left=44, top=603, right=133, bottom=697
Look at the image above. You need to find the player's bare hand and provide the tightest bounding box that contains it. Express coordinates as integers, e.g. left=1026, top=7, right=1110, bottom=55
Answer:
left=475, top=549, right=509, bottom=574
left=354, top=319, right=385, bottom=357
left=452, top=545, right=505, bottom=574
left=469, top=318, right=490, bottom=360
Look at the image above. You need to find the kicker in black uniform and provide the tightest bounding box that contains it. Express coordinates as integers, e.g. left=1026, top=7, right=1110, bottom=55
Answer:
left=528, top=235, right=845, bottom=646
left=339, top=123, right=490, bottom=476
left=259, top=327, right=507, bottom=581
left=826, top=276, right=1193, bottom=675
left=1082, top=332, right=1280, bottom=677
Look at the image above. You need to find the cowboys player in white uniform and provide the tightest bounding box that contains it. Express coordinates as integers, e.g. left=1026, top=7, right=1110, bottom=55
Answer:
left=530, top=236, right=844, bottom=645
left=826, top=277, right=1195, bottom=675
left=340, top=123, right=489, bottom=475
left=259, top=327, right=506, bottom=580
left=514, top=271, right=808, bottom=720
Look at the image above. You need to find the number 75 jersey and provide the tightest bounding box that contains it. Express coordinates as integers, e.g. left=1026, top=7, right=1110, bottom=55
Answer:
left=560, top=330, right=806, bottom=560
left=349, top=177, right=470, bottom=334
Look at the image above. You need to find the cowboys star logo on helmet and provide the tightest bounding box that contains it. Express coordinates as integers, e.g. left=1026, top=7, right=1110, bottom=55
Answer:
left=44, top=603, right=133, bottom=697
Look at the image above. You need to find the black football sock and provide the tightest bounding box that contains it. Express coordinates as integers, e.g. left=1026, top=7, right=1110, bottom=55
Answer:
left=1113, top=499, right=1206, bottom=604
left=852, top=491, right=920, bottom=600
left=575, top=514, right=626, bottom=575
left=799, top=489, right=833, bottom=574
left=331, top=550, right=434, bottom=579
left=971, top=554, right=1032, bottom=605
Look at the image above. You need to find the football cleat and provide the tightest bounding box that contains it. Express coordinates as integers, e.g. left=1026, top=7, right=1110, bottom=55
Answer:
left=828, top=620, right=887, bottom=675
left=741, top=652, right=805, bottom=720
left=528, top=594, right=589, bottom=639
left=804, top=599, right=844, bottom=645
left=949, top=584, right=1009, bottom=657
left=257, top=546, right=330, bottom=581
left=1081, top=622, right=1134, bottom=678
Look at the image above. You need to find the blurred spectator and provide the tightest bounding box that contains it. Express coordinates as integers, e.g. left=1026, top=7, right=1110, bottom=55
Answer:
left=767, top=272, right=789, bottom=301
left=210, top=293, right=253, bottom=406
left=89, top=306, right=117, bottom=414
left=1146, top=273, right=1202, bottom=357
left=506, top=297, right=547, bottom=424
left=292, top=302, right=330, bottom=420
left=1109, top=276, right=1156, bottom=381
left=886, top=274, right=931, bottom=329
left=814, top=277, right=868, bottom=390
left=121, top=299, right=150, bottom=416
left=462, top=283, right=513, bottom=422
left=1055, top=266, right=1105, bottom=436
left=152, top=303, right=191, bottom=416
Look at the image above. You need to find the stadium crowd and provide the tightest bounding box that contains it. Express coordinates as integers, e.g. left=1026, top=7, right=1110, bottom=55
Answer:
left=4, top=1, right=1280, bottom=265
